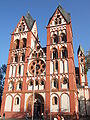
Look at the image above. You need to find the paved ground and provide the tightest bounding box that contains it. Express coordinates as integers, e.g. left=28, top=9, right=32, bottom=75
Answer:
left=0, top=116, right=90, bottom=120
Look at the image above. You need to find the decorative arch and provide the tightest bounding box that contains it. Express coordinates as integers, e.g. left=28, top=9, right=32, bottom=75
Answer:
left=60, top=33, right=67, bottom=43
left=27, top=79, right=33, bottom=90
left=16, top=80, right=22, bottom=90
left=52, top=34, right=58, bottom=44
left=20, top=38, right=27, bottom=48
left=61, top=77, right=69, bottom=89
left=60, top=93, right=70, bottom=112
left=22, top=38, right=27, bottom=48
left=8, top=80, right=14, bottom=91
left=4, top=94, right=13, bottom=112
left=13, top=94, right=21, bottom=112
left=26, top=94, right=44, bottom=116
left=39, top=79, right=45, bottom=90
left=13, top=39, right=19, bottom=49
left=51, top=47, right=58, bottom=59
left=51, top=93, right=59, bottom=112
left=55, top=13, right=61, bottom=25
left=51, top=78, right=58, bottom=89
left=60, top=46, right=68, bottom=59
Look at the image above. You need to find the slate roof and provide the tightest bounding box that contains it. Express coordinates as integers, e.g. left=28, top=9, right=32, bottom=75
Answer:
left=48, top=5, right=71, bottom=25
left=24, top=12, right=35, bottom=30
left=77, top=45, right=85, bottom=55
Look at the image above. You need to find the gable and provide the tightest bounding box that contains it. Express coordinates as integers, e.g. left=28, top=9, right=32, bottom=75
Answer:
left=13, top=12, right=35, bottom=34
left=29, top=42, right=46, bottom=59
left=48, top=5, right=71, bottom=26
left=13, top=16, right=29, bottom=34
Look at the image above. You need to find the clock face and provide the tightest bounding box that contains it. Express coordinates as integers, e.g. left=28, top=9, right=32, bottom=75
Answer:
left=29, top=59, right=45, bottom=75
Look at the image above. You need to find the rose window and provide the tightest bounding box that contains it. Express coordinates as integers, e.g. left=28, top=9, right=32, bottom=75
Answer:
left=29, top=59, right=45, bottom=75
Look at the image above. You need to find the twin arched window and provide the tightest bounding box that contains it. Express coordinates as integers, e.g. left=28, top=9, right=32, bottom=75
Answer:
left=51, top=94, right=70, bottom=112
left=52, top=46, right=68, bottom=59
left=13, top=38, right=27, bottom=50
left=51, top=33, right=67, bottom=44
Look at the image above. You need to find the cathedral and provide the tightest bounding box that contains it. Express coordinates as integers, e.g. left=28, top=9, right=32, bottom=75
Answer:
left=1, top=5, right=90, bottom=119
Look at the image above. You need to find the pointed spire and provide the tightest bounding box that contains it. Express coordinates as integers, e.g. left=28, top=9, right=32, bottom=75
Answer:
left=24, top=11, right=35, bottom=30
left=77, top=45, right=84, bottom=55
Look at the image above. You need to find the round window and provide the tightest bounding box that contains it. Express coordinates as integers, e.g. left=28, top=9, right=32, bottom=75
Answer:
left=29, top=59, right=45, bottom=75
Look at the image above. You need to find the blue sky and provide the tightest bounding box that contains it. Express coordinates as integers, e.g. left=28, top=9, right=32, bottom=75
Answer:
left=0, top=0, right=90, bottom=86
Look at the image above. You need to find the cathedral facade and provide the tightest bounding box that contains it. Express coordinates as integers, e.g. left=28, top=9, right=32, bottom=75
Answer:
left=1, top=5, right=90, bottom=119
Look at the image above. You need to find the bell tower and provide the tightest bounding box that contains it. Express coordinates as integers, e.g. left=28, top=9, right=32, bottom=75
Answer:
left=46, top=5, right=78, bottom=117
left=77, top=45, right=88, bottom=86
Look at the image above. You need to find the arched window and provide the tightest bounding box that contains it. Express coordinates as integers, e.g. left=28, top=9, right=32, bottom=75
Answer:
left=19, top=20, right=25, bottom=32
left=38, top=50, right=43, bottom=57
left=40, top=80, right=45, bottom=90
left=55, top=14, right=61, bottom=25
left=53, top=60, right=58, bottom=72
left=61, top=47, right=68, bottom=59
left=61, top=78, right=69, bottom=89
left=18, top=65, right=21, bottom=74
left=22, top=53, right=25, bottom=61
left=52, top=96, right=58, bottom=105
left=19, top=82, right=22, bottom=90
left=15, top=97, right=19, bottom=105
left=61, top=33, right=67, bottom=43
left=61, top=94, right=70, bottom=112
left=53, top=34, right=58, bottom=44
left=52, top=48, right=58, bottom=59
left=8, top=81, right=14, bottom=91
left=17, top=81, right=22, bottom=90
left=56, top=60, right=58, bottom=71
left=23, top=38, right=27, bottom=48
left=15, top=54, right=18, bottom=62
left=30, top=81, right=33, bottom=86
left=32, top=51, right=37, bottom=58
left=4, top=95, right=12, bottom=111
left=52, top=78, right=58, bottom=89
left=41, top=80, right=44, bottom=85
left=16, top=39, right=19, bottom=49
left=28, top=80, right=33, bottom=90
left=35, top=80, right=38, bottom=86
